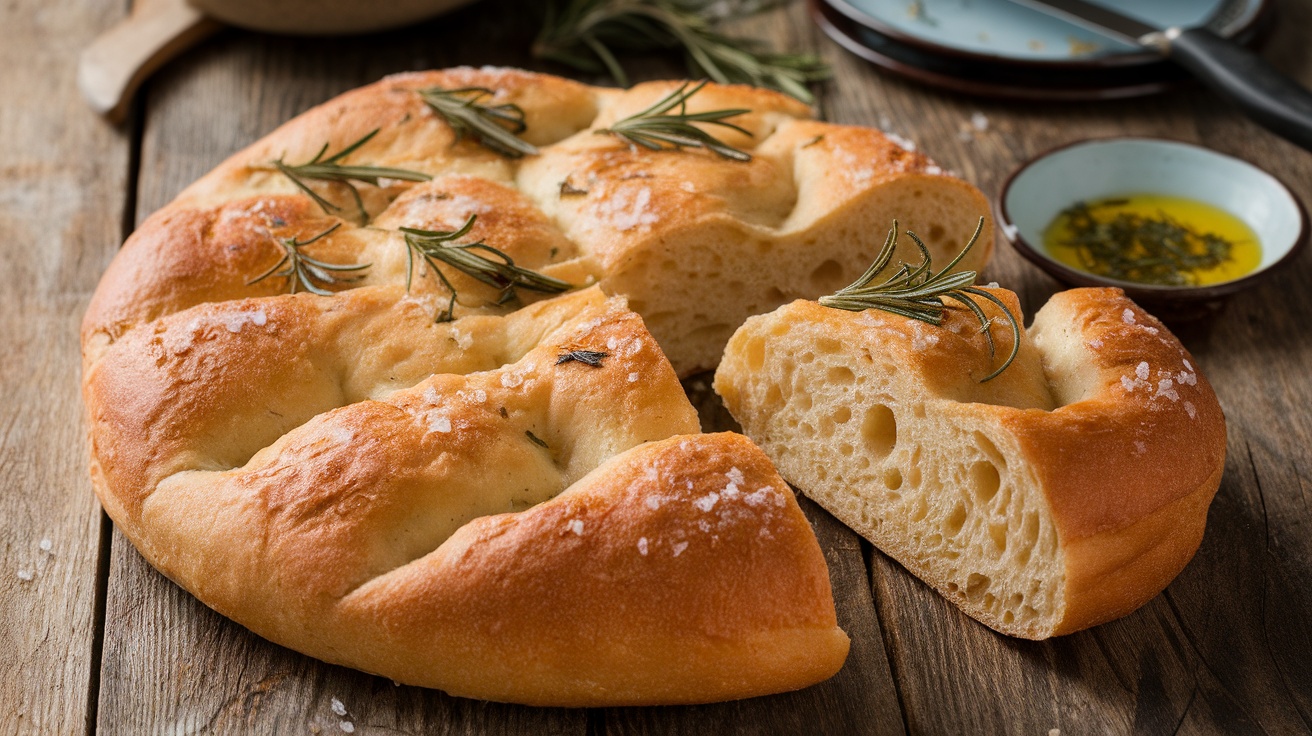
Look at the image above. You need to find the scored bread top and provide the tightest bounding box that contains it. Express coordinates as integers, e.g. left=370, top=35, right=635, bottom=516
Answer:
left=83, top=284, right=850, bottom=703
left=715, top=287, right=1226, bottom=637
left=82, top=66, right=992, bottom=375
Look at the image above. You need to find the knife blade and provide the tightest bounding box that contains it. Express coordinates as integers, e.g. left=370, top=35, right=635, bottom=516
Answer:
left=1006, top=0, right=1312, bottom=153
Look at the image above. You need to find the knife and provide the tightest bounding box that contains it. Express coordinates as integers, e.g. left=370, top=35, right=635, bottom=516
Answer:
left=1008, top=0, right=1312, bottom=152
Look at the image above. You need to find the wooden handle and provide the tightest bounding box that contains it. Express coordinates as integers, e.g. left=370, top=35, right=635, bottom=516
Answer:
left=78, top=0, right=221, bottom=123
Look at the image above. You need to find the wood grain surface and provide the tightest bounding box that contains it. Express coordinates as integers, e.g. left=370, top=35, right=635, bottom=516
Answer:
left=4, top=0, right=1312, bottom=732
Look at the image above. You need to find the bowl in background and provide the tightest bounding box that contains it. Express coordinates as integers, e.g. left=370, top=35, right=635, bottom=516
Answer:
left=997, top=137, right=1307, bottom=320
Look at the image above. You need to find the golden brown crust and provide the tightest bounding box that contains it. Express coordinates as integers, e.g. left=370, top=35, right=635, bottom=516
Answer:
left=714, top=287, right=1226, bottom=638
left=83, top=285, right=848, bottom=703
left=83, top=67, right=993, bottom=376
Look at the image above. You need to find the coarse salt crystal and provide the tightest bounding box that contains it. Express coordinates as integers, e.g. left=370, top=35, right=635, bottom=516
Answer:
left=727, top=467, right=745, bottom=485
left=971, top=112, right=989, bottom=131
left=340, top=722, right=355, bottom=734
left=17, top=569, right=33, bottom=581
left=1184, top=359, right=1193, bottom=371
left=1122, top=309, right=1136, bottom=325
left=671, top=541, right=689, bottom=557
left=1135, top=361, right=1150, bottom=380
left=567, top=519, right=584, bottom=536
left=645, top=496, right=662, bottom=510
left=1184, top=401, right=1197, bottom=419
left=330, top=698, right=347, bottom=717
left=500, top=372, right=523, bottom=388
left=606, top=337, right=619, bottom=350
left=424, top=386, right=440, bottom=405
left=1088, top=338, right=1104, bottom=349
left=331, top=427, right=354, bottom=444
left=472, top=389, right=487, bottom=403
left=637, top=537, right=649, bottom=556
left=627, top=372, right=639, bottom=382
left=1134, top=440, right=1147, bottom=454
left=1154, top=379, right=1179, bottom=402
left=698, top=520, right=711, bottom=533
left=694, top=492, right=720, bottom=512
left=430, top=416, right=452, bottom=433
left=39, top=539, right=52, bottom=553
left=1121, top=376, right=1137, bottom=392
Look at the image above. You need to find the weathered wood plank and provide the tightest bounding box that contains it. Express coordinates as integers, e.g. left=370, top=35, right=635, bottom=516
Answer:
left=0, top=0, right=132, bottom=733
left=815, top=0, right=1312, bottom=730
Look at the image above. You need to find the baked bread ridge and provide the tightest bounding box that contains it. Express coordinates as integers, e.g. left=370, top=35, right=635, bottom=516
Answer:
left=714, top=287, right=1226, bottom=638
left=83, top=285, right=849, bottom=704
left=82, top=66, right=994, bottom=375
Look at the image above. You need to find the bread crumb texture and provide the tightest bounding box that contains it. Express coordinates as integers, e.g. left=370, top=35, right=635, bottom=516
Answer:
left=715, top=287, right=1226, bottom=638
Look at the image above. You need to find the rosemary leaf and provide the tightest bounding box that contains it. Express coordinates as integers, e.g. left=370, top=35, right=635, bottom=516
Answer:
left=400, top=214, right=572, bottom=322
left=556, top=349, right=608, bottom=366
left=534, top=0, right=830, bottom=103
left=525, top=429, right=550, bottom=448
left=818, top=218, right=1020, bottom=382
left=418, top=86, right=540, bottom=159
left=270, top=129, right=431, bottom=224
left=247, top=223, right=368, bottom=296
left=597, top=80, right=752, bottom=161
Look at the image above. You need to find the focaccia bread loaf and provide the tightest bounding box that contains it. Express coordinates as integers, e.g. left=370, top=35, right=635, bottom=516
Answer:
left=81, top=66, right=992, bottom=376
left=83, top=285, right=850, bottom=704
left=714, top=287, right=1226, bottom=639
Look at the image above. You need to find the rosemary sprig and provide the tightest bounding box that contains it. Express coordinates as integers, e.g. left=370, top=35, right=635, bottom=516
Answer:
left=400, top=215, right=573, bottom=322
left=247, top=224, right=368, bottom=296
left=818, top=218, right=1020, bottom=382
left=271, top=129, right=431, bottom=224
left=418, top=86, right=540, bottom=159
left=534, top=0, right=830, bottom=103
left=597, top=80, right=752, bottom=161
left=556, top=349, right=608, bottom=366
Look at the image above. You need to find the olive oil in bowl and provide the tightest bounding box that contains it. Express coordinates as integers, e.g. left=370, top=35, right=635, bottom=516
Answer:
left=1043, top=194, right=1261, bottom=287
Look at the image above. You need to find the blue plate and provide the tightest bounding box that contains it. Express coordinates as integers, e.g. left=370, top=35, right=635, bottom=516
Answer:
left=827, top=0, right=1265, bottom=65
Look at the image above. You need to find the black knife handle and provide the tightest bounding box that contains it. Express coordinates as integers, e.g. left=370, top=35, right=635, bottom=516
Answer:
left=1167, top=27, right=1312, bottom=152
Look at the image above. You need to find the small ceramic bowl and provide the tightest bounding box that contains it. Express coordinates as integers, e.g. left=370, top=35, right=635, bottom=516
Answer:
left=997, top=137, right=1308, bottom=320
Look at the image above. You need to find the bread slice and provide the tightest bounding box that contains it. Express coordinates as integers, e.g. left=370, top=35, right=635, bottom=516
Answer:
left=82, top=67, right=992, bottom=376
left=84, top=286, right=849, bottom=704
left=715, top=288, right=1226, bottom=638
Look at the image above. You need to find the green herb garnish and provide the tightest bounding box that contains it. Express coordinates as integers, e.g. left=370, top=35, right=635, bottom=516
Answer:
left=597, top=80, right=752, bottom=161
left=271, top=129, right=431, bottom=224
left=1053, top=199, right=1237, bottom=286
left=818, top=218, right=1019, bottom=382
left=400, top=214, right=572, bottom=322
left=418, top=86, right=539, bottom=159
left=247, top=224, right=368, bottom=295
left=556, top=349, right=608, bottom=366
left=534, top=0, right=830, bottom=103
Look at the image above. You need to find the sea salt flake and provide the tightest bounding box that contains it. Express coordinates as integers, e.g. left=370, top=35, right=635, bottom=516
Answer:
left=340, top=722, right=355, bottom=734
left=567, top=519, right=584, bottom=536
left=694, top=492, right=720, bottom=512
left=637, top=537, right=649, bottom=556
left=698, top=520, right=711, bottom=532
left=1121, top=376, right=1137, bottom=392
left=1184, top=401, right=1197, bottom=419
left=1154, top=379, right=1180, bottom=402
left=1135, top=361, right=1150, bottom=380
left=1184, top=359, right=1193, bottom=371
left=1122, top=309, right=1137, bottom=325
left=971, top=112, right=989, bottom=131
left=727, top=467, right=745, bottom=485
left=17, top=569, right=33, bottom=582
left=645, top=496, right=661, bottom=510
left=222, top=309, right=268, bottom=333
left=500, top=372, right=524, bottom=388
left=598, top=186, right=658, bottom=231
left=430, top=415, right=452, bottom=433
left=331, top=427, right=355, bottom=444
left=39, top=539, right=52, bottom=553
left=424, top=386, right=440, bottom=405
left=330, top=698, right=347, bottom=717
left=671, top=541, right=689, bottom=557
left=471, top=389, right=487, bottom=403
left=606, top=337, right=619, bottom=350
left=627, top=372, right=639, bottom=383
left=1134, top=440, right=1147, bottom=454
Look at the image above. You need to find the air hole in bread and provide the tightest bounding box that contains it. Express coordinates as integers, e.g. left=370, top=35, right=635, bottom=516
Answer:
left=970, top=460, right=1001, bottom=503
left=831, top=406, right=852, bottom=424
left=944, top=502, right=967, bottom=537
left=745, top=337, right=766, bottom=371
left=861, top=404, right=897, bottom=460
left=883, top=467, right=902, bottom=490
left=965, top=573, right=991, bottom=600
left=926, top=224, right=946, bottom=243
left=827, top=366, right=855, bottom=384
left=808, top=259, right=844, bottom=289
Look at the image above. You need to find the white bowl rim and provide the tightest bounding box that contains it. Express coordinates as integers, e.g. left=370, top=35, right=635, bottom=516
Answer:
left=996, top=135, right=1309, bottom=297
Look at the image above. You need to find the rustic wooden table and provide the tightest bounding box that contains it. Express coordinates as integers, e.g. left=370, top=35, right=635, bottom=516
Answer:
left=4, top=0, right=1312, bottom=733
